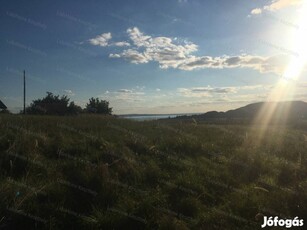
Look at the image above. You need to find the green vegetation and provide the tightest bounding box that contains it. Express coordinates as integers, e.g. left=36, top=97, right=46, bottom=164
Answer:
left=0, top=114, right=307, bottom=229
left=85, top=97, right=112, bottom=115
left=24, top=92, right=112, bottom=115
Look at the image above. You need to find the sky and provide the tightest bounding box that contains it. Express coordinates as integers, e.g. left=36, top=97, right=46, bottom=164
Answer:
left=1, top=0, right=307, bottom=114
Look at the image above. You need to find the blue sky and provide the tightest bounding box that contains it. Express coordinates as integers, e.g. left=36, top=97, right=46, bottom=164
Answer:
left=1, top=0, right=307, bottom=114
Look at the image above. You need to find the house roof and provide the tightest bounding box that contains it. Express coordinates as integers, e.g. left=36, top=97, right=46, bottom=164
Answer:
left=0, top=100, right=7, bottom=109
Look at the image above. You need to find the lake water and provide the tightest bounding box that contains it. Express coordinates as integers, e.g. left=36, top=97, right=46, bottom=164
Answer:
left=120, top=114, right=199, bottom=121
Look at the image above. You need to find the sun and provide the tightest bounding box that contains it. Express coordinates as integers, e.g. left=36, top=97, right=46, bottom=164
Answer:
left=282, top=1, right=307, bottom=81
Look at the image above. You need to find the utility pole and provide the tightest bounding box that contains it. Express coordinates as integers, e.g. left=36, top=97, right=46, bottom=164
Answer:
left=23, top=70, right=26, bottom=114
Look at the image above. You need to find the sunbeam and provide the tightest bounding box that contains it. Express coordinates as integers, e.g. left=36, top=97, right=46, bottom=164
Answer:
left=253, top=1, right=307, bottom=143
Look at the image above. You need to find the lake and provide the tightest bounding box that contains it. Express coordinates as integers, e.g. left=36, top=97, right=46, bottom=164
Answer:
left=120, top=113, right=199, bottom=121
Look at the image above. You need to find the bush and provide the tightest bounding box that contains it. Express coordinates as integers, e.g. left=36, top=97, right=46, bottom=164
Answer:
left=85, top=97, right=112, bottom=115
left=25, top=92, right=82, bottom=115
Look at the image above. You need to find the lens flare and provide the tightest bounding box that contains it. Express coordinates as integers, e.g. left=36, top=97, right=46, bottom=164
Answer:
left=252, top=1, right=307, bottom=144
left=283, top=1, right=307, bottom=81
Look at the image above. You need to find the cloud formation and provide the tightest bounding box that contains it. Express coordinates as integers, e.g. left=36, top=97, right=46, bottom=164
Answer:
left=177, top=84, right=271, bottom=98
left=264, top=0, right=302, bottom=11
left=251, top=8, right=262, bottom=15
left=90, top=27, right=295, bottom=75
left=89, top=33, right=130, bottom=47
left=101, top=88, right=145, bottom=102
left=113, top=41, right=130, bottom=47
left=111, top=27, right=199, bottom=69
left=117, top=89, right=133, bottom=93
left=89, top=33, right=112, bottom=47
left=251, top=0, right=302, bottom=15
left=110, top=49, right=150, bottom=64
left=178, top=86, right=237, bottom=98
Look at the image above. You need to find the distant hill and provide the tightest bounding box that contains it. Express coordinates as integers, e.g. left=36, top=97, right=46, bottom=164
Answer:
left=173, top=101, right=307, bottom=123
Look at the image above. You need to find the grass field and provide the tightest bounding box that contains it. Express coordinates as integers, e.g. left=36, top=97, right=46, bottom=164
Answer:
left=1, top=114, right=307, bottom=229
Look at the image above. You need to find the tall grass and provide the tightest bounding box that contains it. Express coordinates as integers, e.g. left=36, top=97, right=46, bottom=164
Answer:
left=0, top=114, right=307, bottom=229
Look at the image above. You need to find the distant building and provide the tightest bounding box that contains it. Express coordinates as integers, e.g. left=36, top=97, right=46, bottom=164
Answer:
left=0, top=100, right=7, bottom=110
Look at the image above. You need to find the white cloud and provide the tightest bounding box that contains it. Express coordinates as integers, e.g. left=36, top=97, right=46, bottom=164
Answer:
left=264, top=0, right=302, bottom=11
left=178, top=86, right=238, bottom=98
left=111, top=27, right=199, bottom=69
left=239, top=85, right=272, bottom=90
left=101, top=88, right=146, bottom=103
left=251, top=8, right=262, bottom=15
left=127, top=27, right=152, bottom=47
left=89, top=32, right=112, bottom=47
left=113, top=41, right=130, bottom=47
left=110, top=49, right=150, bottom=64
left=109, top=53, right=121, bottom=58
left=191, top=87, right=237, bottom=94
left=251, top=0, right=302, bottom=15
left=117, top=89, right=133, bottom=93
left=91, top=27, right=297, bottom=75
left=171, top=54, right=289, bottom=75
left=88, top=32, right=131, bottom=47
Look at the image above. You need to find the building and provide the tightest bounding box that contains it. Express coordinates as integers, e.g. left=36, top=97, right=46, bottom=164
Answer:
left=0, top=99, right=7, bottom=110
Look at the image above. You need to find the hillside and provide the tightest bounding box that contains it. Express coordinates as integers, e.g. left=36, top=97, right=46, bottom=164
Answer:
left=174, top=101, right=307, bottom=123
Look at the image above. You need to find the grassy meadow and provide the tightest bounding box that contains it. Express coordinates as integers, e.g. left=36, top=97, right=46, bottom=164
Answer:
left=0, top=114, right=307, bottom=229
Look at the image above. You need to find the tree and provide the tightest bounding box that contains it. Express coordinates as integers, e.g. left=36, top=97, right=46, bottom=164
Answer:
left=26, top=92, right=82, bottom=115
left=85, top=97, right=112, bottom=115
left=67, top=101, right=83, bottom=115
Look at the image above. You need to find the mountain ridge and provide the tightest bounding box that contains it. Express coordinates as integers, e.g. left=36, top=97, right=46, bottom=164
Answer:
left=173, top=101, right=307, bottom=123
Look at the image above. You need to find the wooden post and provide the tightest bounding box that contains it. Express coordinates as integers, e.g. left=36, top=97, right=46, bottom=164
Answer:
left=23, top=70, right=26, bottom=114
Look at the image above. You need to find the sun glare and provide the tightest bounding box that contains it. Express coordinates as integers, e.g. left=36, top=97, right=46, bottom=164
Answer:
left=283, top=1, right=307, bottom=81
left=252, top=2, right=307, bottom=144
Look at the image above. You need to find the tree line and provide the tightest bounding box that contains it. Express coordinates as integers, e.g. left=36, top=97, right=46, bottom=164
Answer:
left=23, top=92, right=112, bottom=115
